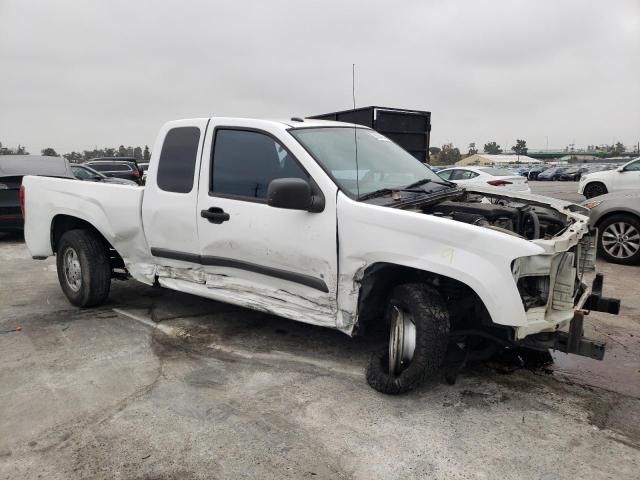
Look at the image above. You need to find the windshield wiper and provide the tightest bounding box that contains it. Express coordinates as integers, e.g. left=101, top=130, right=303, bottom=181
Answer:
left=404, top=177, right=454, bottom=189
left=358, top=188, right=394, bottom=201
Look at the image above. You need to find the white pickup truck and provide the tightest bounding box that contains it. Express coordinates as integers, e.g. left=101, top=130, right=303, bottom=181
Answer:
left=22, top=117, right=619, bottom=394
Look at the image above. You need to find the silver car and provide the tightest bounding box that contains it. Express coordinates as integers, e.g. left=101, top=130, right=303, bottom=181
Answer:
left=582, top=191, right=640, bottom=265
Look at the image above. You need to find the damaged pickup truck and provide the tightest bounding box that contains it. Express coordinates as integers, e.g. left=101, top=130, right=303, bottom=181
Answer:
left=22, top=117, right=620, bottom=394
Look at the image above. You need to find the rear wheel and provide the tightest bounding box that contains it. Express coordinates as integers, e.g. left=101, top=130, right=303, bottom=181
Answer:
left=598, top=214, right=640, bottom=265
left=56, top=229, right=111, bottom=307
left=584, top=182, right=607, bottom=199
left=366, top=284, right=449, bottom=395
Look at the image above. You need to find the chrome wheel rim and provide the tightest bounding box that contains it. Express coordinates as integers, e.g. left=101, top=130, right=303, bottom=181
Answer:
left=388, top=306, right=416, bottom=375
left=602, top=222, right=640, bottom=259
left=63, top=247, right=82, bottom=292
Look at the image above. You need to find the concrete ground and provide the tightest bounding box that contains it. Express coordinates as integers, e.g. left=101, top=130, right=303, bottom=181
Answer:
left=1, top=182, right=639, bottom=479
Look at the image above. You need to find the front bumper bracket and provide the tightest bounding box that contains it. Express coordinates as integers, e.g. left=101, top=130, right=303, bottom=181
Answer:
left=521, top=273, right=620, bottom=361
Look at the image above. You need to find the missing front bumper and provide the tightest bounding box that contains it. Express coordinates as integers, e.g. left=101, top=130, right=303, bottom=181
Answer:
left=521, top=273, right=620, bottom=361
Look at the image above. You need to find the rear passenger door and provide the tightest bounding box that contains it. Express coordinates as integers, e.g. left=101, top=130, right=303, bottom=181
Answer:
left=194, top=121, right=339, bottom=327
left=142, top=119, right=209, bottom=261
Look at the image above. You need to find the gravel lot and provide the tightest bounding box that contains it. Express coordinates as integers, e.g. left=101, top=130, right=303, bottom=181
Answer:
left=1, top=181, right=638, bottom=479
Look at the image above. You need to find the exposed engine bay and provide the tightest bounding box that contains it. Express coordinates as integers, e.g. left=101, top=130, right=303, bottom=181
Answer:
left=413, top=190, right=571, bottom=240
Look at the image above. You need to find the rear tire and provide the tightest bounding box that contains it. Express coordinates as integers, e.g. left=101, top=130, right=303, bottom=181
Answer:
left=56, top=229, right=111, bottom=307
left=583, top=182, right=607, bottom=199
left=366, top=284, right=449, bottom=395
left=597, top=214, right=640, bottom=265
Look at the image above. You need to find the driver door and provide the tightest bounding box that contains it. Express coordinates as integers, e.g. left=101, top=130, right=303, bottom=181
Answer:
left=195, top=120, right=339, bottom=328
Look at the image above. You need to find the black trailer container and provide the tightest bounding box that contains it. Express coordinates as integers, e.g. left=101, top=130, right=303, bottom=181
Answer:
left=308, top=106, right=431, bottom=162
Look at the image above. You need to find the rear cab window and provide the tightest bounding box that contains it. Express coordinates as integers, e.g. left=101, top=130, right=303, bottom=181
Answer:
left=157, top=127, right=201, bottom=193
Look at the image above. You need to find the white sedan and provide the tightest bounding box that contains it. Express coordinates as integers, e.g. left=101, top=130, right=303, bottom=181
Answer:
left=579, top=157, right=640, bottom=198
left=437, top=166, right=531, bottom=193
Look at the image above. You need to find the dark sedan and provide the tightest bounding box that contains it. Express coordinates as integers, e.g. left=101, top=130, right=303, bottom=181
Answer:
left=558, top=167, right=589, bottom=181
left=0, top=155, right=73, bottom=232
left=538, top=166, right=569, bottom=181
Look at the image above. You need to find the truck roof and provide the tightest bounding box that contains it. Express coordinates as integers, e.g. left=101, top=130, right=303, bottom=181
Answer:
left=165, top=117, right=370, bottom=130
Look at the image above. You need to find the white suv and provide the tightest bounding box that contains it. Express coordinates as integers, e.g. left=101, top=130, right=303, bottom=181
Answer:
left=579, top=157, right=640, bottom=198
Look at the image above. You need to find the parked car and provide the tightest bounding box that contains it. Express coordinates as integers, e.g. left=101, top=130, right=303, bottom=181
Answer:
left=579, top=157, right=640, bottom=199
left=582, top=190, right=640, bottom=265
left=0, top=155, right=73, bottom=232
left=437, top=166, right=531, bottom=193
left=538, top=166, right=569, bottom=181
left=558, top=167, right=589, bottom=181
left=527, top=165, right=550, bottom=180
left=71, top=164, right=138, bottom=186
left=22, top=116, right=618, bottom=394
left=84, top=158, right=143, bottom=184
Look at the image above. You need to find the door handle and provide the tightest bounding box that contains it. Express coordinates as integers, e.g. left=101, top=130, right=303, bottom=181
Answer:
left=201, top=207, right=230, bottom=224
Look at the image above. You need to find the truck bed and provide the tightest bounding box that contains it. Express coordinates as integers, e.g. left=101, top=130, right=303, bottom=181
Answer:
left=22, top=176, right=150, bottom=271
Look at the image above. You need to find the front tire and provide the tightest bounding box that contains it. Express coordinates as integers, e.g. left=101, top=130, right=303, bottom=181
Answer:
left=56, top=229, right=111, bottom=307
left=584, top=182, right=607, bottom=199
left=598, top=214, right=640, bottom=265
left=366, top=284, right=450, bottom=395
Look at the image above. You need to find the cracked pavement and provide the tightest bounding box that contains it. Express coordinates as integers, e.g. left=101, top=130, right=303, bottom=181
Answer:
left=1, top=184, right=639, bottom=479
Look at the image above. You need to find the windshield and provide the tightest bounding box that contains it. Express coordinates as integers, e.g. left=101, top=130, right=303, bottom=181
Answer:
left=290, top=127, right=445, bottom=197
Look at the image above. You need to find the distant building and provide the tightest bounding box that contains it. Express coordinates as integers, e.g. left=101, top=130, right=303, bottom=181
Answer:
left=456, top=154, right=542, bottom=166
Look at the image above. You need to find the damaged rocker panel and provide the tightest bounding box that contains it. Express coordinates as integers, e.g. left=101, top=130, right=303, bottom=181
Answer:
left=150, top=247, right=329, bottom=293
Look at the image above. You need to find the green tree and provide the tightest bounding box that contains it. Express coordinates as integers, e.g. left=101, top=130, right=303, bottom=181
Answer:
left=613, top=142, right=626, bottom=155
left=429, top=146, right=441, bottom=156
left=143, top=145, right=151, bottom=161
left=118, top=145, right=128, bottom=157
left=439, top=143, right=461, bottom=164
left=483, top=141, right=502, bottom=154
left=133, top=146, right=143, bottom=161
left=467, top=142, right=478, bottom=155
left=41, top=147, right=59, bottom=156
left=63, top=151, right=84, bottom=163
left=511, top=139, right=528, bottom=157
left=16, top=145, right=29, bottom=155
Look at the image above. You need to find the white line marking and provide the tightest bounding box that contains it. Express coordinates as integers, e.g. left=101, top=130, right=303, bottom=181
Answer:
left=112, top=308, right=182, bottom=336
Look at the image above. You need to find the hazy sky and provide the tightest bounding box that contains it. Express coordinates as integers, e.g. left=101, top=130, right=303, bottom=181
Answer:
left=1, top=0, right=639, bottom=154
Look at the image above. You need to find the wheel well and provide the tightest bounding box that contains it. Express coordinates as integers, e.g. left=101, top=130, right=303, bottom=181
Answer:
left=355, top=263, right=493, bottom=335
left=50, top=215, right=125, bottom=269
left=51, top=215, right=104, bottom=252
left=585, top=181, right=607, bottom=191
left=595, top=210, right=640, bottom=230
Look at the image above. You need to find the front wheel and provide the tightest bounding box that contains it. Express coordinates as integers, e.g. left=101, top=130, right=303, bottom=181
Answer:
left=598, top=214, right=640, bottom=265
left=366, top=284, right=450, bottom=395
left=56, top=229, right=112, bottom=307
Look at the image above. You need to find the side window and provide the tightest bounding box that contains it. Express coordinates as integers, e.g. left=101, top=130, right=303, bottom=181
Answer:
left=90, top=164, right=107, bottom=172
left=438, top=170, right=452, bottom=180
left=453, top=170, right=476, bottom=180
left=625, top=160, right=640, bottom=172
left=157, top=127, right=201, bottom=193
left=449, top=170, right=465, bottom=180
left=211, top=129, right=307, bottom=200
left=110, top=164, right=131, bottom=172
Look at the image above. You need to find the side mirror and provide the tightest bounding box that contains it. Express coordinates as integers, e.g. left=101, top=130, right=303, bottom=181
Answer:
left=267, top=178, right=324, bottom=212
left=617, top=166, right=625, bottom=172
